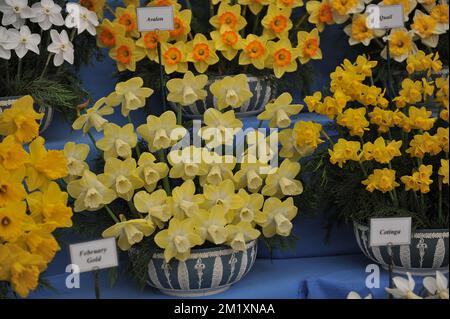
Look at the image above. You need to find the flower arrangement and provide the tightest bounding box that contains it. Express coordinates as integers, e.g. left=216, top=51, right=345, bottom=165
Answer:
left=0, top=1, right=100, bottom=120
left=0, top=95, right=72, bottom=298
left=303, top=53, right=448, bottom=230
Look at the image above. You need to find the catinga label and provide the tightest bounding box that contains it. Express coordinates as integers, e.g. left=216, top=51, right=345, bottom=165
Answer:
left=136, top=6, right=175, bottom=32
left=69, top=238, right=119, bottom=273
left=366, top=4, right=405, bottom=30
left=369, top=217, right=412, bottom=247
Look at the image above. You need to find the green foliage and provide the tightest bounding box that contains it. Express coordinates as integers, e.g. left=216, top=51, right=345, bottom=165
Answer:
left=262, top=233, right=300, bottom=259
left=126, top=237, right=160, bottom=290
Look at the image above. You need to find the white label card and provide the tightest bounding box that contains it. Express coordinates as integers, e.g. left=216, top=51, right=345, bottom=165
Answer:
left=369, top=217, right=412, bottom=247
left=366, top=4, right=404, bottom=30
left=69, top=238, right=119, bottom=273
left=136, top=6, right=174, bottom=32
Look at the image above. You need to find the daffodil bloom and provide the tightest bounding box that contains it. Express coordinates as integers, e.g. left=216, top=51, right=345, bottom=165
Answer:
left=98, top=158, right=144, bottom=201
left=169, top=9, right=192, bottom=41
left=368, top=107, right=397, bottom=133
left=381, top=28, right=418, bottom=62
left=209, top=74, right=253, bottom=110
left=26, top=181, right=73, bottom=228
left=255, top=196, right=297, bottom=237
left=262, top=159, right=303, bottom=197
left=306, top=0, right=335, bottom=32
left=385, top=272, right=422, bottom=299
left=160, top=41, right=189, bottom=74
left=203, top=179, right=244, bottom=212
left=20, top=226, right=60, bottom=264
left=329, top=138, right=361, bottom=167
left=137, top=152, right=169, bottom=192
left=0, top=135, right=29, bottom=170
left=266, top=39, right=300, bottom=78
left=0, top=95, right=43, bottom=143
left=276, top=0, right=304, bottom=9
left=361, top=137, right=402, bottom=164
left=239, top=34, right=269, bottom=70
left=244, top=130, right=279, bottom=164
left=411, top=10, right=446, bottom=47
left=106, top=77, right=154, bottom=117
left=439, top=159, right=449, bottom=185
left=67, top=170, right=116, bottom=212
left=210, top=30, right=243, bottom=61
left=238, top=0, right=273, bottom=14
left=225, top=221, right=260, bottom=251
left=234, top=154, right=270, bottom=192
left=210, top=2, right=247, bottom=33
left=297, top=28, right=323, bottom=64
left=96, top=19, right=126, bottom=48
left=200, top=154, right=236, bottom=186
left=417, top=0, right=437, bottom=12
left=137, top=111, right=187, bottom=152
left=167, top=146, right=210, bottom=180
left=330, top=0, right=365, bottom=24
left=233, top=189, right=264, bottom=224
left=96, top=123, right=137, bottom=159
left=72, top=97, right=114, bottom=134
left=430, top=3, right=449, bottom=31
left=154, top=217, right=203, bottom=262
left=396, top=78, right=423, bottom=104
left=381, top=0, right=418, bottom=21
left=148, top=0, right=181, bottom=8
left=362, top=168, right=400, bottom=193
left=109, top=36, right=145, bottom=72
left=63, top=142, right=90, bottom=182
left=344, top=14, right=385, bottom=46
left=257, top=92, right=303, bottom=128
left=168, top=180, right=204, bottom=219
left=80, top=0, right=105, bottom=17
left=406, top=132, right=441, bottom=158
left=114, top=5, right=139, bottom=38
left=200, top=108, right=243, bottom=147
left=336, top=107, right=369, bottom=137
left=424, top=271, right=449, bottom=299
left=279, top=129, right=309, bottom=160
left=192, top=205, right=228, bottom=245
left=136, top=30, right=170, bottom=61
left=407, top=106, right=436, bottom=131
left=0, top=201, right=30, bottom=242
left=166, top=71, right=208, bottom=106
left=102, top=214, right=155, bottom=251
left=401, top=165, right=433, bottom=193
left=26, top=137, right=68, bottom=191
left=0, top=164, right=26, bottom=208
left=262, top=5, right=293, bottom=39
left=133, top=190, right=172, bottom=227
left=435, top=127, right=449, bottom=153
left=186, top=33, right=220, bottom=73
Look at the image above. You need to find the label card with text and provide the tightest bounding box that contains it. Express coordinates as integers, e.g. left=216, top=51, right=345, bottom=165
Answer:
left=136, top=6, right=174, bottom=32
left=366, top=4, right=404, bottom=30
left=69, top=238, right=119, bottom=273
left=369, top=217, right=412, bottom=247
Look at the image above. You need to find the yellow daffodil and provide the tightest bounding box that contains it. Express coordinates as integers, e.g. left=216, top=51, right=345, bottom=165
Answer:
left=21, top=228, right=61, bottom=265
left=406, top=132, right=441, bottom=158
left=96, top=123, right=138, bottom=159
left=225, top=221, right=260, bottom=251
left=133, top=190, right=172, bottom=227
left=336, top=107, right=369, bottom=137
left=381, top=28, right=418, bottom=62
left=200, top=108, right=243, bottom=147
left=148, top=0, right=181, bottom=8
left=407, top=106, right=436, bottom=131
left=98, top=158, right=144, bottom=201
left=297, top=28, right=322, bottom=64
left=239, top=0, right=273, bottom=14
left=160, top=41, right=189, bottom=74
left=234, top=154, right=270, bottom=192
left=168, top=180, right=204, bottom=219
left=262, top=159, right=303, bottom=197
left=435, top=127, right=449, bottom=153
left=306, top=0, right=335, bottom=32
left=106, top=77, right=154, bottom=117
left=430, top=3, right=449, bottom=31
left=395, top=78, right=423, bottom=105
left=26, top=137, right=68, bottom=191
left=276, top=0, right=304, bottom=9
left=210, top=2, right=247, bottom=33
left=411, top=10, right=446, bottom=47
left=285, top=123, right=323, bottom=159
left=137, top=111, right=187, bottom=152
left=136, top=30, right=170, bottom=62
left=63, top=142, right=90, bottom=181
left=96, top=19, right=126, bottom=48
left=401, top=165, right=433, bottom=193
left=200, top=154, right=236, bottom=186
left=436, top=77, right=449, bottom=111
left=329, top=138, right=361, bottom=167
left=362, top=168, right=400, bottom=193
left=0, top=135, right=29, bottom=171
left=80, top=0, right=105, bottom=18
left=203, top=179, right=245, bottom=212
left=210, top=74, right=253, bottom=110
left=210, top=30, right=243, bottom=61
left=368, top=107, right=397, bottom=133
left=254, top=196, right=297, bottom=237
left=314, top=92, right=349, bottom=119
left=192, top=205, right=228, bottom=245
left=439, top=159, right=449, bottom=184
left=114, top=5, right=140, bottom=38
left=233, top=189, right=264, bottom=224
left=137, top=152, right=169, bottom=192
left=67, top=170, right=117, bottom=212
left=262, top=5, right=293, bottom=39
left=406, top=51, right=442, bottom=75
left=109, top=36, right=146, bottom=72
left=266, top=39, right=300, bottom=78
left=166, top=71, right=208, bottom=106
left=169, top=9, right=192, bottom=41
left=154, top=217, right=203, bottom=262
left=361, top=137, right=402, bottom=164
left=0, top=165, right=26, bottom=208
left=72, top=97, right=114, bottom=134
left=330, top=0, right=365, bottom=24
left=0, top=201, right=28, bottom=242
left=344, top=14, right=385, bottom=46
left=102, top=214, right=155, bottom=251
left=0, top=95, right=43, bottom=143
left=257, top=92, right=303, bottom=128
left=168, top=146, right=210, bottom=181
left=381, top=0, right=418, bottom=21
left=239, top=34, right=270, bottom=70
left=186, top=33, right=220, bottom=73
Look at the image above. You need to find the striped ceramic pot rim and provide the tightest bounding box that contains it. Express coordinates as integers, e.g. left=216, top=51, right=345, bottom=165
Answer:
left=168, top=75, right=276, bottom=119
left=147, top=240, right=258, bottom=297
left=0, top=96, right=54, bottom=133
left=353, top=221, right=449, bottom=276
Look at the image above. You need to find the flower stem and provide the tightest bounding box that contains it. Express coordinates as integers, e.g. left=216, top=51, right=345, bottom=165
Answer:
left=105, top=204, right=120, bottom=223
left=177, top=105, right=183, bottom=125
left=321, top=130, right=334, bottom=147
left=127, top=114, right=142, bottom=158
left=438, top=177, right=443, bottom=225
left=252, top=12, right=261, bottom=35
left=39, top=53, right=53, bottom=80
left=87, top=130, right=102, bottom=153
left=208, top=0, right=214, bottom=19
left=105, top=4, right=117, bottom=17
left=17, top=59, right=22, bottom=82
left=294, top=14, right=308, bottom=30
left=157, top=149, right=172, bottom=195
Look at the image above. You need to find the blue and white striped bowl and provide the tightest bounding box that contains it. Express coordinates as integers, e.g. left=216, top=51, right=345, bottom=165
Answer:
left=147, top=240, right=258, bottom=297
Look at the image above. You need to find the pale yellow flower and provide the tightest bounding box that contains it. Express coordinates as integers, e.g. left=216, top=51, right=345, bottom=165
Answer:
left=209, top=74, right=254, bottom=110
left=96, top=123, right=137, bottom=159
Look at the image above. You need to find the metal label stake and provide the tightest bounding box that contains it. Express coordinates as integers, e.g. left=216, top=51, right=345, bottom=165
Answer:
left=93, top=266, right=101, bottom=299
left=156, top=33, right=167, bottom=113
left=387, top=243, right=394, bottom=300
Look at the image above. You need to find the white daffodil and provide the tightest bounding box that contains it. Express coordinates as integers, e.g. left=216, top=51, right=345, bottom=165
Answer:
left=385, top=272, right=422, bottom=299
left=347, top=291, right=373, bottom=299
left=0, top=0, right=35, bottom=28
left=0, top=26, right=14, bottom=59
left=65, top=3, right=98, bottom=36
left=423, top=271, right=449, bottom=299
left=47, top=29, right=73, bottom=66
left=8, top=25, right=41, bottom=58
left=30, top=0, right=64, bottom=31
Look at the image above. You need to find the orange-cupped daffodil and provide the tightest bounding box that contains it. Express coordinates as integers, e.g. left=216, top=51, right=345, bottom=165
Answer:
left=186, top=33, right=220, bottom=73
left=297, top=28, right=323, bottom=64
left=169, top=9, right=192, bottom=41
left=239, top=34, right=270, bottom=70
left=344, top=14, right=385, bottom=46
left=136, top=30, right=170, bottom=62
left=330, top=0, right=365, bottom=24
left=109, top=36, right=146, bottom=72
left=266, top=38, right=300, bottom=78
left=210, top=2, right=247, bottom=33
left=160, top=41, right=189, bottom=74
left=262, top=5, right=293, bottom=40
left=210, top=30, right=243, bottom=61
left=96, top=19, right=126, bottom=48
left=114, top=5, right=140, bottom=38
left=306, top=0, right=335, bottom=32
